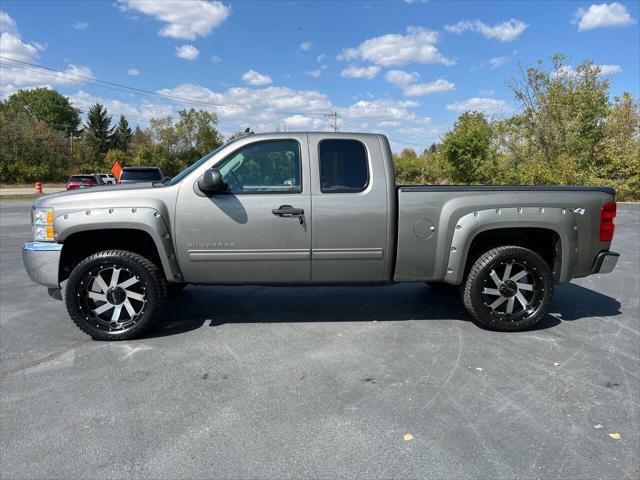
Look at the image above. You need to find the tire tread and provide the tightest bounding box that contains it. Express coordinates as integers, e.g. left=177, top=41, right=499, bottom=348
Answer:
left=65, top=250, right=166, bottom=341
left=462, top=245, right=553, bottom=331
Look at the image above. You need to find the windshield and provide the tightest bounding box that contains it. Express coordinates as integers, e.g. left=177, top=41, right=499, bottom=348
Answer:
left=167, top=141, right=232, bottom=186
left=120, top=169, right=163, bottom=181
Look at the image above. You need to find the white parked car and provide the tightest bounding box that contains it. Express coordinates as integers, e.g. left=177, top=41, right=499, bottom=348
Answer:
left=95, top=173, right=116, bottom=185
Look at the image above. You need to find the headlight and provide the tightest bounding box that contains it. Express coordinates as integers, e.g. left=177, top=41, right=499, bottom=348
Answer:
left=32, top=207, right=55, bottom=241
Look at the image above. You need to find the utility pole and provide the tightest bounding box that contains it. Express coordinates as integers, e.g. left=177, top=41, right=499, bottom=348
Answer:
left=324, top=112, right=338, bottom=132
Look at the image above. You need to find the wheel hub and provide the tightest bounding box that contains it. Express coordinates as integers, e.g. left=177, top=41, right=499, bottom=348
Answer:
left=499, top=279, right=518, bottom=298
left=105, top=286, right=126, bottom=305
left=481, top=261, right=543, bottom=320
left=78, top=265, right=147, bottom=331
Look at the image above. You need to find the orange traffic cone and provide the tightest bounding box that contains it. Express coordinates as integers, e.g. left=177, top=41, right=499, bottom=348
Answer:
left=34, top=182, right=42, bottom=194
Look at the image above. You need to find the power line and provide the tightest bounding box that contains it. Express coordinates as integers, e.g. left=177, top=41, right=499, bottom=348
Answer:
left=1, top=56, right=430, bottom=146
left=0, top=56, right=332, bottom=118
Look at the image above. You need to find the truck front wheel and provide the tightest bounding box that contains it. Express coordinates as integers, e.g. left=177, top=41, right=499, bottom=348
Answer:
left=65, top=250, right=167, bottom=341
left=462, top=246, right=554, bottom=331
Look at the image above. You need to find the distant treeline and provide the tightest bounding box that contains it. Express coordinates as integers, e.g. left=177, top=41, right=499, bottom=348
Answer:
left=1, top=55, right=638, bottom=199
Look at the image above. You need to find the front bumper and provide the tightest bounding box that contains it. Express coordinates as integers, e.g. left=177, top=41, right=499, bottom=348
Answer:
left=591, top=251, right=620, bottom=274
left=22, top=242, right=62, bottom=288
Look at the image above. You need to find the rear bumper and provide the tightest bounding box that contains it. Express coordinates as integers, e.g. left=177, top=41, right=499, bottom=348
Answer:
left=591, top=251, right=620, bottom=274
left=22, top=242, right=62, bottom=288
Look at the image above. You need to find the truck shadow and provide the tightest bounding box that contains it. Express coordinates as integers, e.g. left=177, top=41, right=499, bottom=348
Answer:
left=149, top=282, right=622, bottom=338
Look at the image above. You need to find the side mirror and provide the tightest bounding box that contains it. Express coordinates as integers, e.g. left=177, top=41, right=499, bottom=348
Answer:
left=197, top=167, right=226, bottom=194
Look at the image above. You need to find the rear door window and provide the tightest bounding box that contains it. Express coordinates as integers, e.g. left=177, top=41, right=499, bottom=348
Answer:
left=69, top=175, right=97, bottom=182
left=319, top=139, right=369, bottom=193
left=121, top=170, right=163, bottom=181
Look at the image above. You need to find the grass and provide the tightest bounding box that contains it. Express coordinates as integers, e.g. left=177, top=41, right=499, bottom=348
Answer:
left=0, top=183, right=66, bottom=189
left=0, top=194, right=42, bottom=202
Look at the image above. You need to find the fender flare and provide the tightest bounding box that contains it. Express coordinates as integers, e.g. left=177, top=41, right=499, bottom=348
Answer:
left=55, top=206, right=182, bottom=282
left=443, top=207, right=578, bottom=284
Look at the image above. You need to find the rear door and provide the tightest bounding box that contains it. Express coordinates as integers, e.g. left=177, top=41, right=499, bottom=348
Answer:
left=308, top=134, right=391, bottom=282
left=175, top=134, right=312, bottom=284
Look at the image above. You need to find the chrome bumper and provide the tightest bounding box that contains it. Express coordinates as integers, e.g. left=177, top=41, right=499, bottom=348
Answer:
left=592, top=251, right=620, bottom=274
left=22, top=242, right=62, bottom=288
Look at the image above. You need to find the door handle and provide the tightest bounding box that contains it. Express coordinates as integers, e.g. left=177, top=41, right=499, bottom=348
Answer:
left=272, top=205, right=304, bottom=217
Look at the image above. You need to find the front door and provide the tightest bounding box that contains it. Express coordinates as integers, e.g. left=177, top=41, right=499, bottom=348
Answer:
left=175, top=136, right=311, bottom=284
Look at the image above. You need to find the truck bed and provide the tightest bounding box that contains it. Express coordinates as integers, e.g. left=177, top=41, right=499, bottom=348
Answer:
left=394, top=185, right=615, bottom=284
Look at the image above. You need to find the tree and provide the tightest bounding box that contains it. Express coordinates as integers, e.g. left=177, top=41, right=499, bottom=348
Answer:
left=175, top=108, right=223, bottom=162
left=598, top=93, right=640, bottom=198
left=111, top=114, right=133, bottom=151
left=394, top=148, right=422, bottom=184
left=128, top=126, right=152, bottom=157
left=1, top=87, right=81, bottom=134
left=441, top=111, right=496, bottom=183
left=84, top=103, right=114, bottom=153
left=507, top=55, right=610, bottom=172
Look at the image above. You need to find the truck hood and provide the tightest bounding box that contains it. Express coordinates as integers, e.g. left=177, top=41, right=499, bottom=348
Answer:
left=33, top=182, right=180, bottom=223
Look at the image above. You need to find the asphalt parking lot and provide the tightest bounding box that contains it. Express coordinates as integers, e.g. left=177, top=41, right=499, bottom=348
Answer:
left=1, top=200, right=638, bottom=479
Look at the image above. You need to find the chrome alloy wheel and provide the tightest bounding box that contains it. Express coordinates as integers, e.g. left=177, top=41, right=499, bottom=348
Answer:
left=481, top=261, right=543, bottom=321
left=77, top=265, right=146, bottom=331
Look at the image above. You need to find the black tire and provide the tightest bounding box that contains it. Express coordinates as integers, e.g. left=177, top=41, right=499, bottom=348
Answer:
left=462, top=246, right=553, bottom=331
left=65, top=250, right=167, bottom=341
left=167, top=282, right=188, bottom=295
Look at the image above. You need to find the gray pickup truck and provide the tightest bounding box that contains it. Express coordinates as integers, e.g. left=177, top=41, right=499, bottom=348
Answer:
left=23, top=132, right=619, bottom=340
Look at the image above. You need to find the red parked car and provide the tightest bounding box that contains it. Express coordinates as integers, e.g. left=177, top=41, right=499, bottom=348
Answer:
left=66, top=174, right=102, bottom=190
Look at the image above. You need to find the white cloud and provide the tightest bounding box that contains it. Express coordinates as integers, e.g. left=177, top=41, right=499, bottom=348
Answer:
left=0, top=11, right=17, bottom=33
left=479, top=89, right=495, bottom=96
left=404, top=79, right=455, bottom=96
left=385, top=69, right=419, bottom=86
left=1, top=64, right=95, bottom=97
left=488, top=55, right=511, bottom=69
left=69, top=90, right=173, bottom=126
left=305, top=69, right=322, bottom=78
left=338, top=26, right=454, bottom=66
left=0, top=11, right=43, bottom=62
left=67, top=79, right=441, bottom=150
left=0, top=12, right=94, bottom=96
left=385, top=69, right=454, bottom=96
left=340, top=98, right=419, bottom=120
left=574, top=2, right=636, bottom=31
left=116, top=0, right=230, bottom=40
left=554, top=63, right=622, bottom=78
left=73, top=21, right=89, bottom=30
left=242, top=69, right=273, bottom=86
left=598, top=64, right=623, bottom=75
left=210, top=55, right=222, bottom=64
left=445, top=19, right=528, bottom=41
left=340, top=65, right=381, bottom=79
left=446, top=97, right=510, bottom=114
left=127, top=68, right=140, bottom=76
left=317, top=53, right=326, bottom=63
left=175, top=44, right=199, bottom=60
left=282, top=114, right=325, bottom=129
left=298, top=41, right=312, bottom=52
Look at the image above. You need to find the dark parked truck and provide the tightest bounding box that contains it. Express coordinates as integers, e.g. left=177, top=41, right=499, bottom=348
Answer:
left=23, top=132, right=619, bottom=340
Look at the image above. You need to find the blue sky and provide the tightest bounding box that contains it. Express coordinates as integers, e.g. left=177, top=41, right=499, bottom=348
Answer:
left=1, top=0, right=638, bottom=150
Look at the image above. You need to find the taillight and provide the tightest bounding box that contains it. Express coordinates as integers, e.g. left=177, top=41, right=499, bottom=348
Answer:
left=599, top=201, right=616, bottom=241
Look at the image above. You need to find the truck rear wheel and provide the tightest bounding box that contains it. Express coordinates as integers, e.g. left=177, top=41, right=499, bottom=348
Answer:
left=65, top=250, right=167, bottom=341
left=462, top=246, right=553, bottom=331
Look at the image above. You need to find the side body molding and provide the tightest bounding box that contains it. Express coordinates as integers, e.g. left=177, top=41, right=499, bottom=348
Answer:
left=55, top=207, right=182, bottom=282
left=444, top=207, right=579, bottom=284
